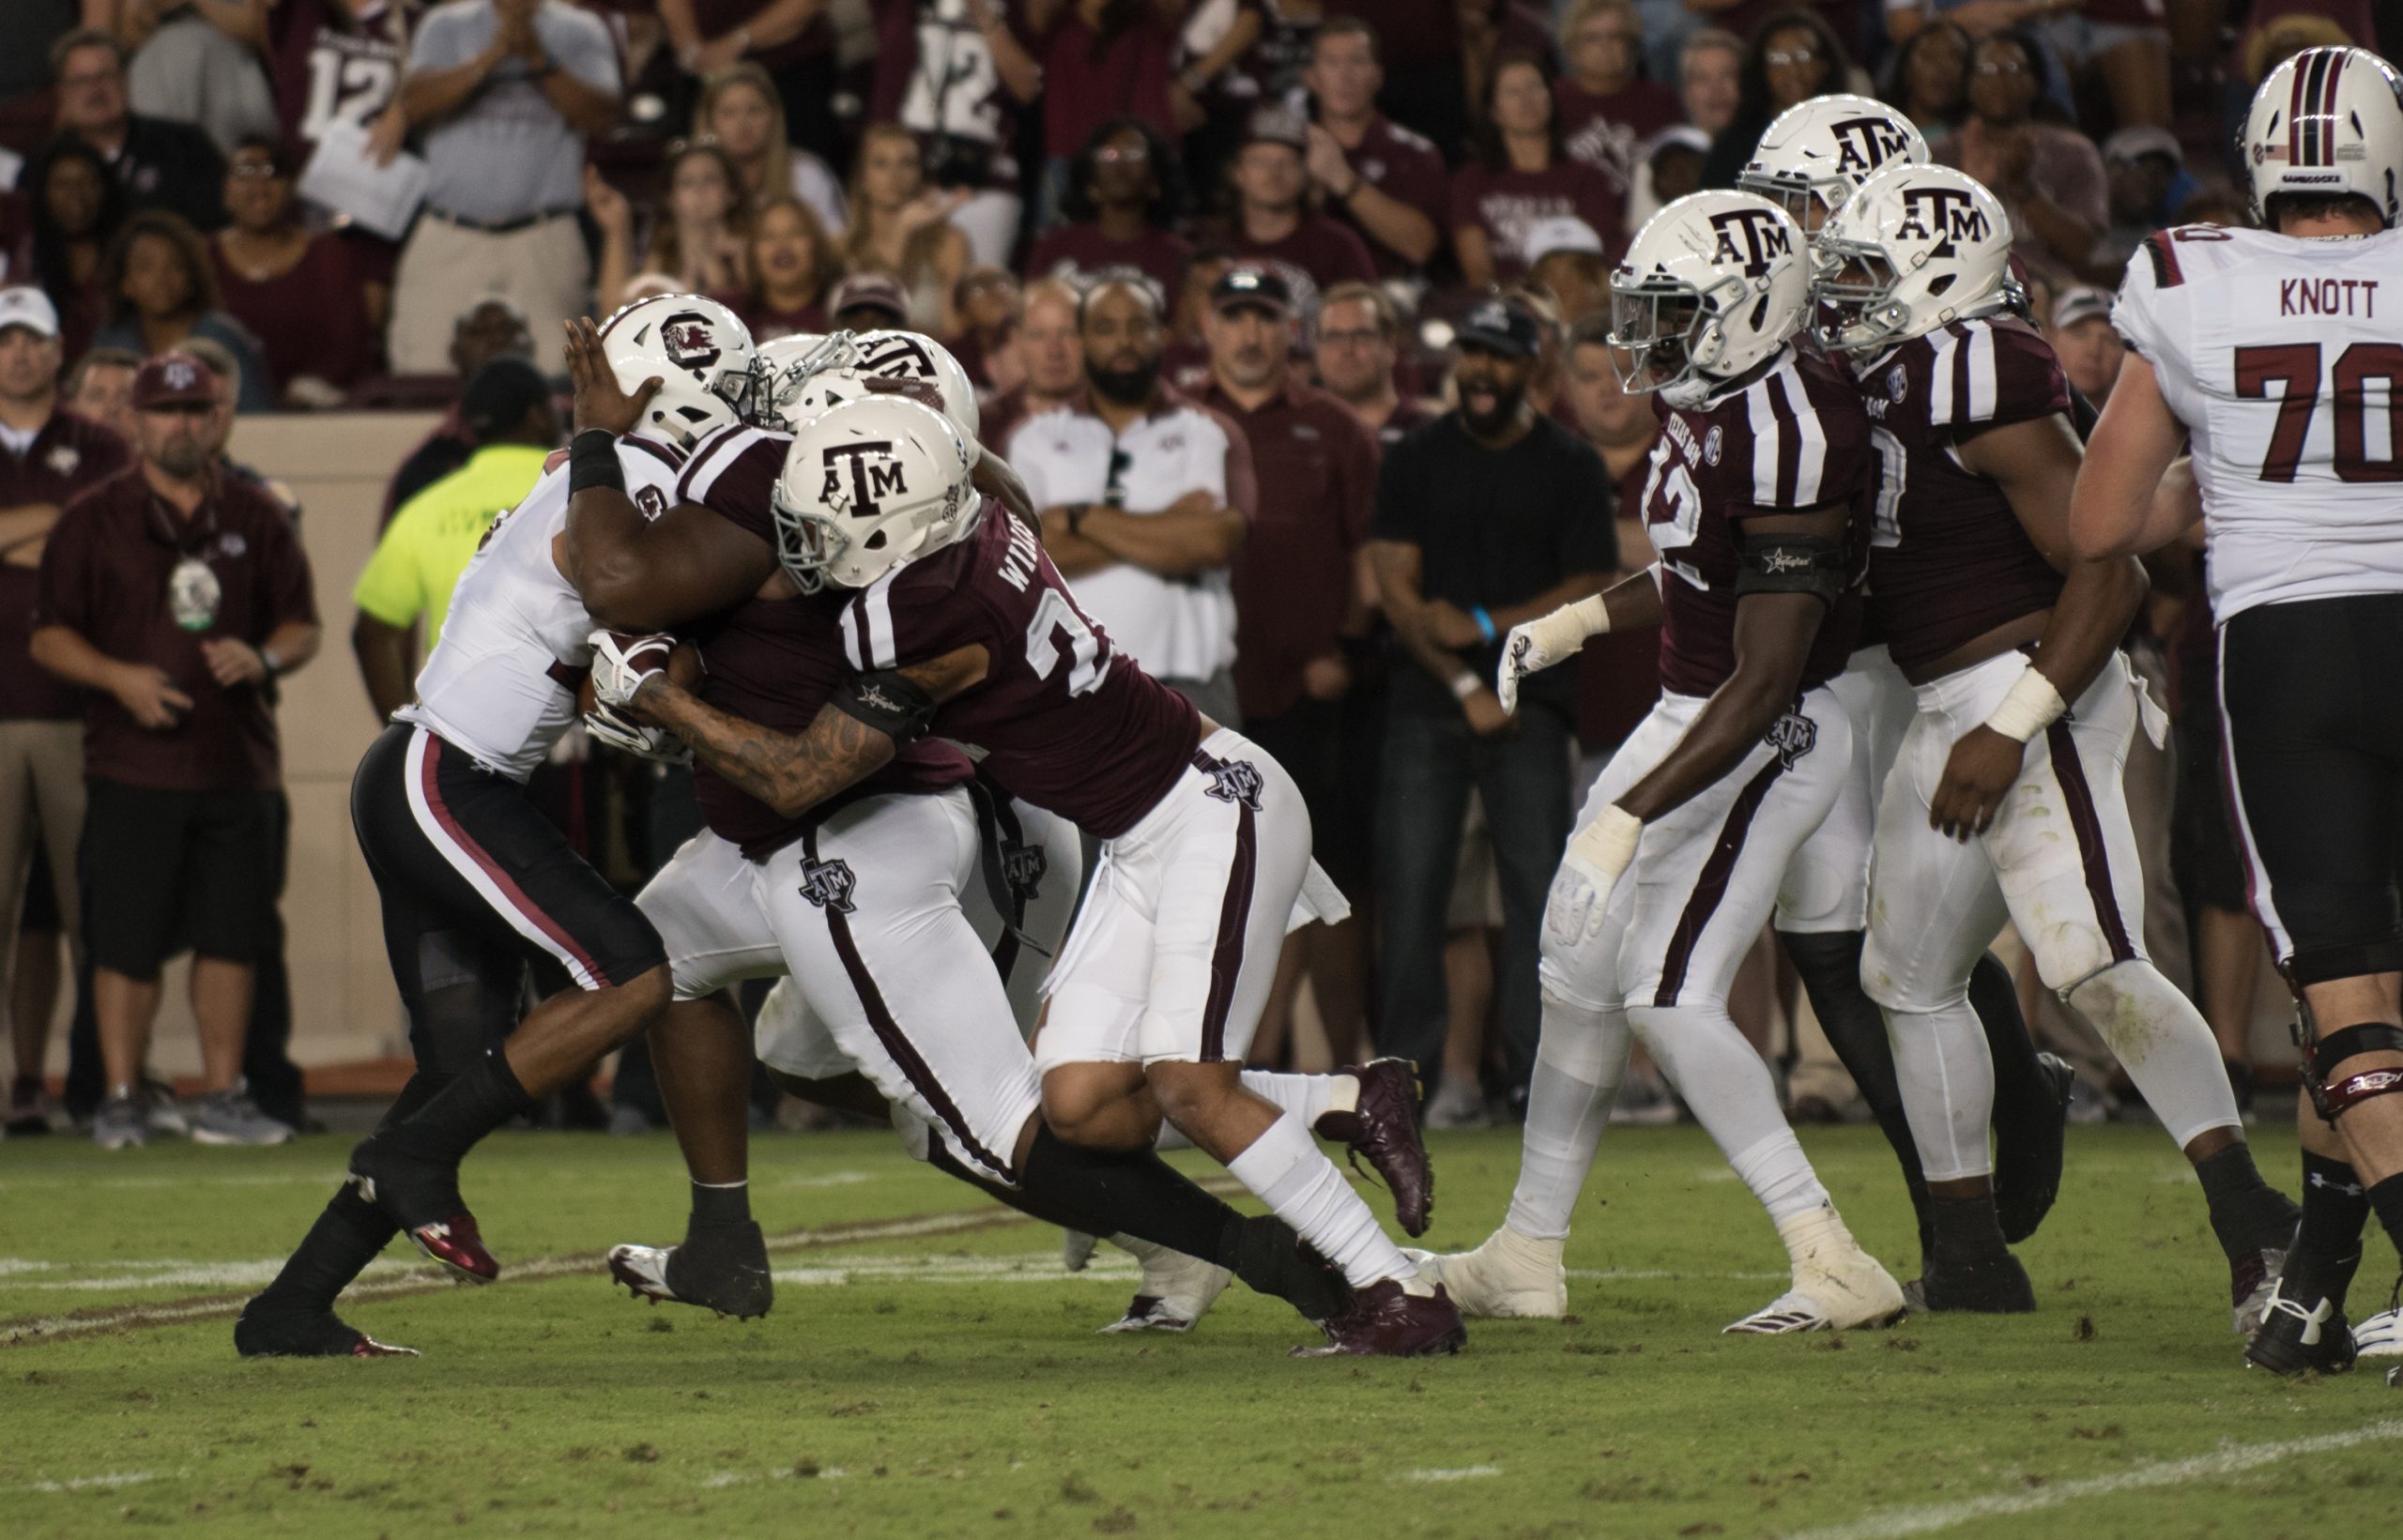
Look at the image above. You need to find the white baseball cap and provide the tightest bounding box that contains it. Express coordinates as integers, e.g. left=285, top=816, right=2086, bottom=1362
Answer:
left=1523, top=216, right=1605, bottom=265
left=0, top=286, right=59, bottom=339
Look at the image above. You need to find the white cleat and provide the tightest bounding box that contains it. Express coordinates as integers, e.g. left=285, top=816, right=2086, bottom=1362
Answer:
left=1727, top=1213, right=1906, bottom=1334
left=1403, top=1227, right=1567, bottom=1319
left=1099, top=1236, right=1232, bottom=1333
left=1724, top=1289, right=1843, bottom=1334
left=2355, top=1305, right=2403, bottom=1360
left=1062, top=1229, right=1100, bottom=1273
left=606, top=1243, right=677, bottom=1303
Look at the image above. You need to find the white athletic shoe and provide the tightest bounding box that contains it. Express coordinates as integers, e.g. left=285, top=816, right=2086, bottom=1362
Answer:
left=1099, top=1236, right=1232, bottom=1333
left=2354, top=1304, right=2403, bottom=1360
left=1404, top=1227, right=1567, bottom=1319
left=1726, top=1212, right=1906, bottom=1334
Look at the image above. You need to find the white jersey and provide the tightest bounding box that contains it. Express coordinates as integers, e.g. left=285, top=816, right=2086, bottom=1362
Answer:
left=2112, top=224, right=2403, bottom=619
left=399, top=432, right=687, bottom=780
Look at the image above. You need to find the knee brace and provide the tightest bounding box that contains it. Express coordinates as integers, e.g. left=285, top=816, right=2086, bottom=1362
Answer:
left=2304, top=1022, right=2403, bottom=1124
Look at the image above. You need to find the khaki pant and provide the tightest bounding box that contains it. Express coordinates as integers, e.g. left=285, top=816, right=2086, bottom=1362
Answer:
left=0, top=719, right=85, bottom=991
left=387, top=212, right=590, bottom=375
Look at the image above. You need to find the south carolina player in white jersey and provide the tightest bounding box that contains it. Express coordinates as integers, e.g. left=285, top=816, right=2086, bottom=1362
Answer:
left=1737, top=95, right=2074, bottom=1270
left=2073, top=46, right=2403, bottom=1380
left=1813, top=163, right=2297, bottom=1323
left=1421, top=191, right=1906, bottom=1334
left=584, top=384, right=1460, bottom=1356
left=232, top=296, right=763, bottom=1360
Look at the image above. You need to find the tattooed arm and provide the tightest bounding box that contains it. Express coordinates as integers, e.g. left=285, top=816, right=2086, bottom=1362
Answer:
left=628, top=645, right=989, bottom=818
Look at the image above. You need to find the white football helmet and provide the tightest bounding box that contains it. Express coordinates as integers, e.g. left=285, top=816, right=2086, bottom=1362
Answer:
left=772, top=396, right=978, bottom=592
left=1608, top=191, right=1810, bottom=406
left=1811, top=163, right=2013, bottom=356
left=1737, top=94, right=1928, bottom=232
left=595, top=293, right=760, bottom=447
left=2243, top=45, right=2403, bottom=228
left=755, top=328, right=980, bottom=441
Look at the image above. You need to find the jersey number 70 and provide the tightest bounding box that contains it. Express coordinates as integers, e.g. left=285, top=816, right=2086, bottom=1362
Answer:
left=2232, top=343, right=2403, bottom=482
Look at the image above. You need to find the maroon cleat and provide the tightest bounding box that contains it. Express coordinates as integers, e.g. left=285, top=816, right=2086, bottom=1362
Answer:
left=406, top=1212, right=499, bottom=1285
left=1291, top=1279, right=1466, bottom=1358
left=1316, top=1059, right=1433, bottom=1237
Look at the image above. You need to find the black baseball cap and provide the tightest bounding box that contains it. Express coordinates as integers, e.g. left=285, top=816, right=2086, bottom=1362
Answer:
left=462, top=356, right=552, bottom=441
left=1211, top=267, right=1293, bottom=315
left=1455, top=297, right=1543, bottom=359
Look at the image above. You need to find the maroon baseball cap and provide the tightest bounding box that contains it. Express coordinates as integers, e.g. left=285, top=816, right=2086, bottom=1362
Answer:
left=828, top=272, right=911, bottom=325
left=132, top=352, right=218, bottom=409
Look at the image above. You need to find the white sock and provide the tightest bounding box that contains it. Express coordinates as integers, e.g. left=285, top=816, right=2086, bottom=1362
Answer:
left=1505, top=990, right=1631, bottom=1241
left=1630, top=1002, right=1831, bottom=1224
left=2066, top=961, right=2242, bottom=1148
left=1240, top=1070, right=1342, bottom=1129
left=1224, top=1112, right=1414, bottom=1288
left=1884, top=999, right=1996, bottom=1181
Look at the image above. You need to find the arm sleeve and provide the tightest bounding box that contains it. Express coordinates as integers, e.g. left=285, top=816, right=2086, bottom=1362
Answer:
left=544, top=9, right=622, bottom=95
left=351, top=517, right=425, bottom=628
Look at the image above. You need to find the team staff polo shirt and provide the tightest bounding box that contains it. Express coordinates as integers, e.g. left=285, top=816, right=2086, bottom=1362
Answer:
left=1005, top=389, right=1257, bottom=685
left=35, top=465, right=317, bottom=792
left=354, top=443, right=549, bottom=650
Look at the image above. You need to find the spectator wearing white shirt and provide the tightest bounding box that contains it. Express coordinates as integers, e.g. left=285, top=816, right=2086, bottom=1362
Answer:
left=1007, top=275, right=1254, bottom=725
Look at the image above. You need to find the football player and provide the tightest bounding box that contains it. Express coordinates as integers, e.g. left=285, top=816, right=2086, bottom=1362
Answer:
left=1814, top=163, right=2297, bottom=1319
left=560, top=331, right=1444, bottom=1354
left=233, top=295, right=762, bottom=1358
left=2071, top=46, right=2403, bottom=1378
left=1423, top=191, right=1906, bottom=1334
left=1738, top=94, right=2076, bottom=1267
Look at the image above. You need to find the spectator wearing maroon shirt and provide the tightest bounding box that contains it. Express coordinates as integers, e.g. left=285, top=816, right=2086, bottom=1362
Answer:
left=664, top=0, right=843, bottom=161
left=1221, top=108, right=1376, bottom=335
left=0, top=286, right=130, bottom=1135
left=1678, top=26, right=1744, bottom=138
left=1883, top=18, right=1972, bottom=136
left=1322, top=0, right=1462, bottom=152
left=28, top=139, right=125, bottom=363
left=1314, top=281, right=1431, bottom=450
left=1030, top=0, right=1183, bottom=221
left=1301, top=19, right=1446, bottom=279
left=868, top=0, right=1044, bottom=267
left=980, top=277, right=1084, bottom=450
left=727, top=194, right=839, bottom=344
left=1932, top=30, right=2105, bottom=282
left=258, top=0, right=409, bottom=164
left=30, top=352, right=319, bottom=1150
left=1554, top=0, right=1683, bottom=184
left=692, top=63, right=848, bottom=236
left=209, top=136, right=377, bottom=408
left=1460, top=0, right=1560, bottom=116
left=589, top=139, right=753, bottom=316
left=1697, top=9, right=1847, bottom=191
left=1027, top=117, right=1193, bottom=302
left=65, top=345, right=139, bottom=443
left=1450, top=50, right=1625, bottom=289
left=950, top=266, right=1018, bottom=389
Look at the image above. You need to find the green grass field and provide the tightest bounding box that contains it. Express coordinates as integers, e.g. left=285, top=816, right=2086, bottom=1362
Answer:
left=3, top=1121, right=2398, bottom=1539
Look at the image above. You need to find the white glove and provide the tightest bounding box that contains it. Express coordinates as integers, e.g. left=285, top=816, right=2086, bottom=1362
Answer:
left=1543, top=805, right=1643, bottom=949
left=589, top=629, right=674, bottom=710
left=584, top=700, right=688, bottom=765
left=1496, top=595, right=1610, bottom=714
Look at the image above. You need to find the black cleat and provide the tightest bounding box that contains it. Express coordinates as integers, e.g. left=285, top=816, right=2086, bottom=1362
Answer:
left=2244, top=1279, right=2355, bottom=1377
left=1917, top=1245, right=2037, bottom=1314
left=235, top=1302, right=418, bottom=1359
left=1995, top=1054, right=2074, bottom=1245
left=606, top=1221, right=773, bottom=1319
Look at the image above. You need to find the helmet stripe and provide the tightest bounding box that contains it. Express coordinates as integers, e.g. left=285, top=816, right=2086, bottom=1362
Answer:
left=2289, top=49, right=2317, bottom=165
left=2320, top=49, right=2349, bottom=165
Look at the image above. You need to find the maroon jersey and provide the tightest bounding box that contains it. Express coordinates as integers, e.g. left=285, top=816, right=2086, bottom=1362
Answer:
left=1448, top=159, right=1627, bottom=279
left=868, top=0, right=1029, bottom=195
left=1025, top=223, right=1191, bottom=305
left=268, top=0, right=405, bottom=156
left=1329, top=114, right=1450, bottom=279
left=1860, top=315, right=2071, bottom=675
left=1642, top=346, right=1870, bottom=698
left=827, top=504, right=1202, bottom=840
left=673, top=425, right=975, bottom=859
left=1226, top=216, right=1377, bottom=330
left=1555, top=78, right=1682, bottom=185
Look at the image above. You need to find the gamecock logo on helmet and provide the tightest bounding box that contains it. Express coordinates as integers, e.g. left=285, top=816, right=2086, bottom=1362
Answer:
left=661, top=313, right=721, bottom=370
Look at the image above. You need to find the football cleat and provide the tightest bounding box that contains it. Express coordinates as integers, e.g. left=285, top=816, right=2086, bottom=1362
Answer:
left=2244, top=1280, right=2357, bottom=1377
left=1995, top=1053, right=2074, bottom=1244
left=1292, top=1278, right=1466, bottom=1358
left=1404, top=1227, right=1566, bottom=1319
left=1099, top=1237, right=1232, bottom=1334
left=347, top=1141, right=497, bottom=1285
left=605, top=1221, right=773, bottom=1319
left=235, top=1304, right=420, bottom=1360
left=2229, top=1245, right=2286, bottom=1337
left=1915, top=1247, right=2038, bottom=1314
left=1315, top=1059, right=1433, bottom=1237
left=1729, top=1225, right=1906, bottom=1334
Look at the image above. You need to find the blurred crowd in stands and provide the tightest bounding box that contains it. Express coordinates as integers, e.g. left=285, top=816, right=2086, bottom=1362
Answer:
left=2, top=0, right=2383, bottom=1144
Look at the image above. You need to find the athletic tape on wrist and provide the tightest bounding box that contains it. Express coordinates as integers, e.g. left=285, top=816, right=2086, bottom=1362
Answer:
left=1574, top=804, right=1644, bottom=886
left=1983, top=664, right=2067, bottom=743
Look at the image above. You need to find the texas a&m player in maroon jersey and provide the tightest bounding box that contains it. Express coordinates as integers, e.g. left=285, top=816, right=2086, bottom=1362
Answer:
left=557, top=322, right=1434, bottom=1352
left=1814, top=164, right=2296, bottom=1324
left=1421, top=191, right=1906, bottom=1335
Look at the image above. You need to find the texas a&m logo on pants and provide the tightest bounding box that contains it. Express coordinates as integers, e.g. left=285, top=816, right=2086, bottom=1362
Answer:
left=799, top=855, right=858, bottom=915
left=1765, top=711, right=1818, bottom=770
left=1003, top=844, right=1048, bottom=902
left=1202, top=758, right=1265, bottom=811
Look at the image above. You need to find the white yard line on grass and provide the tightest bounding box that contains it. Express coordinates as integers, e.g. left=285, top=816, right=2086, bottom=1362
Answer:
left=20, top=1469, right=183, bottom=1494
left=1402, top=1467, right=1504, bottom=1483
left=1783, top=1419, right=2403, bottom=1540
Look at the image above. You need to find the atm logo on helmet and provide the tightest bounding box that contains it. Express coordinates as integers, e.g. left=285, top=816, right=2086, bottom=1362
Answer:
left=1831, top=116, right=1913, bottom=175
left=1708, top=206, right=1792, bottom=275
left=1894, top=187, right=1991, bottom=256
left=820, top=439, right=907, bottom=517
left=660, top=313, right=721, bottom=370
